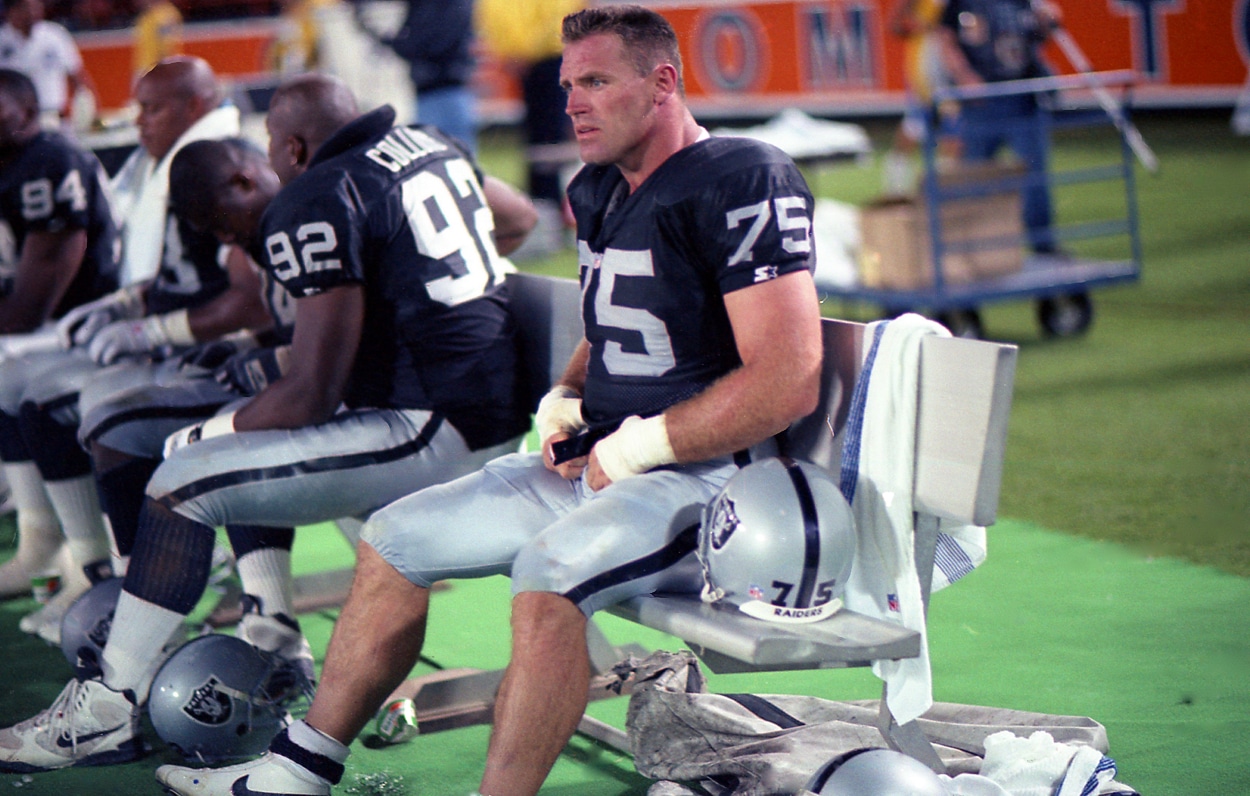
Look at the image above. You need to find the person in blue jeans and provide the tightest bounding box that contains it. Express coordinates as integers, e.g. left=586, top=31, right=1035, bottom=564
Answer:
left=938, top=0, right=1062, bottom=254
left=385, top=0, right=478, bottom=155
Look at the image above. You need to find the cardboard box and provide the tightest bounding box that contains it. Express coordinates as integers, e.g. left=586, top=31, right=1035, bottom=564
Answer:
left=859, top=163, right=1025, bottom=290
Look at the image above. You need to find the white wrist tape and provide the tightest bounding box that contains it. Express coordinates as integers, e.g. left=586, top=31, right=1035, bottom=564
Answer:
left=198, top=410, right=237, bottom=441
left=594, top=414, right=676, bottom=483
left=535, top=385, right=587, bottom=442
left=162, top=410, right=237, bottom=459
left=142, top=309, right=195, bottom=347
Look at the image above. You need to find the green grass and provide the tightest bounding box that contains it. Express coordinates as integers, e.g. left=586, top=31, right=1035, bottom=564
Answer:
left=482, top=113, right=1250, bottom=577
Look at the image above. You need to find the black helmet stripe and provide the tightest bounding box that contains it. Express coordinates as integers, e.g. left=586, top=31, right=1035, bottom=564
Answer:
left=781, top=457, right=821, bottom=608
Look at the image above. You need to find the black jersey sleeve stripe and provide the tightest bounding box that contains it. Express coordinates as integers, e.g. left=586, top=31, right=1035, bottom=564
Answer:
left=155, top=413, right=444, bottom=510
left=561, top=521, right=700, bottom=608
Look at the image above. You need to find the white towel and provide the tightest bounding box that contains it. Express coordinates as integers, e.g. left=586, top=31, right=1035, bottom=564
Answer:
left=111, top=104, right=241, bottom=287
left=837, top=313, right=986, bottom=724
left=943, top=730, right=1119, bottom=796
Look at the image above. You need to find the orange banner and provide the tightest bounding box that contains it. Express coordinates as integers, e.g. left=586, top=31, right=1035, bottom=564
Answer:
left=77, top=1, right=1250, bottom=116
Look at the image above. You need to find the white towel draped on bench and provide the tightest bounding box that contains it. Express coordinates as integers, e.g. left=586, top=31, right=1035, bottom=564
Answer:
left=838, top=314, right=988, bottom=725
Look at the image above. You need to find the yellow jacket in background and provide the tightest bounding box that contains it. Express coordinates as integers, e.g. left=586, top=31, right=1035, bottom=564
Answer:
left=475, top=0, right=584, bottom=64
left=133, top=1, right=182, bottom=77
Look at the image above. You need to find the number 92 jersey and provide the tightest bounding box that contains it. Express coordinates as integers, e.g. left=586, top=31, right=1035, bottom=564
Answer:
left=567, top=135, right=815, bottom=427
left=0, top=130, right=118, bottom=312
left=254, top=106, right=528, bottom=450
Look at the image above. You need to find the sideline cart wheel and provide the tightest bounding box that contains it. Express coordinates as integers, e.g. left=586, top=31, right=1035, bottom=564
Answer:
left=1037, top=292, right=1093, bottom=337
left=937, top=308, right=984, bottom=339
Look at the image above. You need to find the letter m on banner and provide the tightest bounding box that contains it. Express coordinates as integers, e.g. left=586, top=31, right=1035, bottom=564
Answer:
left=804, top=2, right=876, bottom=89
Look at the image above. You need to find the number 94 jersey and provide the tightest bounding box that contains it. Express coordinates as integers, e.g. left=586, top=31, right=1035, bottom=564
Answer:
left=0, top=130, right=118, bottom=312
left=255, top=107, right=527, bottom=449
left=567, top=136, right=815, bottom=427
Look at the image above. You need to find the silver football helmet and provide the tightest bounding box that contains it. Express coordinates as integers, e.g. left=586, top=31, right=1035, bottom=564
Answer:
left=699, top=457, right=856, bottom=623
left=804, top=748, right=946, bottom=795
left=148, top=633, right=312, bottom=763
left=59, top=576, right=124, bottom=676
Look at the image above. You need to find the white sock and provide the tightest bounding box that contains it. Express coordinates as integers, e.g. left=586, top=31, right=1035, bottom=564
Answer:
left=236, top=547, right=295, bottom=617
left=0, top=462, right=63, bottom=593
left=42, top=474, right=111, bottom=574
left=287, top=719, right=350, bottom=765
left=101, top=590, right=186, bottom=703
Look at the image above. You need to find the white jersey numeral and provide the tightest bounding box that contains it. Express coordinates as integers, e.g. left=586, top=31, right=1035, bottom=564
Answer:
left=20, top=170, right=88, bottom=221
left=402, top=158, right=502, bottom=307
left=724, top=196, right=811, bottom=265
left=594, top=247, right=676, bottom=377
left=265, top=223, right=342, bottom=282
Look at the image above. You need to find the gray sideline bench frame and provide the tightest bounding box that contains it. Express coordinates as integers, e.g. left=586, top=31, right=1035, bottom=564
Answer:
left=377, top=272, right=1018, bottom=777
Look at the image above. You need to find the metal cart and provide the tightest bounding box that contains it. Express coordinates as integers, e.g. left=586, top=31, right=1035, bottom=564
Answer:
left=825, top=71, right=1145, bottom=339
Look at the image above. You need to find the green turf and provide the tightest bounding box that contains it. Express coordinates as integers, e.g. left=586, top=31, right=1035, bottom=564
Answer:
left=3, top=518, right=1248, bottom=794
left=1, top=113, right=1247, bottom=793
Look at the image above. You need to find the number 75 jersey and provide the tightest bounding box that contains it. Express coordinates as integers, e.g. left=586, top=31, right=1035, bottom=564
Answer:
left=567, top=135, right=816, bottom=427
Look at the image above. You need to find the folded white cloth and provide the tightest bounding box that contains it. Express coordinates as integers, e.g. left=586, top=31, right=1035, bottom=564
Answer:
left=942, top=730, right=1119, bottom=796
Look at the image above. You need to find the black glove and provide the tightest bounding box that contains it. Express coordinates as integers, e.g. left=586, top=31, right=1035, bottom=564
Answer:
left=214, top=345, right=292, bottom=396
left=177, top=336, right=254, bottom=371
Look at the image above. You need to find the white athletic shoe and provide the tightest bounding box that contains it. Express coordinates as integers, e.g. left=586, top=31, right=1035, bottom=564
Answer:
left=155, top=751, right=331, bottom=796
left=18, top=571, right=93, bottom=646
left=0, top=678, right=141, bottom=772
left=236, top=603, right=317, bottom=689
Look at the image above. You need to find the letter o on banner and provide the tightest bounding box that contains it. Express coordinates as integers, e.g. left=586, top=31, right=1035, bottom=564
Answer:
left=697, top=10, right=767, bottom=93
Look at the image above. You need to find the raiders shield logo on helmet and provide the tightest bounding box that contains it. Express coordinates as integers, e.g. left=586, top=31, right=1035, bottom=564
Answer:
left=182, top=675, right=234, bottom=726
left=706, top=494, right=740, bottom=550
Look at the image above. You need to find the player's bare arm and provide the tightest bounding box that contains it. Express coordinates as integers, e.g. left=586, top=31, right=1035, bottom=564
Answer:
left=232, top=283, right=364, bottom=431
left=585, top=270, right=822, bottom=491
left=185, top=245, right=272, bottom=340
left=482, top=175, right=538, bottom=257
left=0, top=227, right=86, bottom=333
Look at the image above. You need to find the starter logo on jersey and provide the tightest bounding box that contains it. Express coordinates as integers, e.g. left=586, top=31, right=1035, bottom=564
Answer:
left=182, top=675, right=234, bottom=726
left=753, top=265, right=779, bottom=283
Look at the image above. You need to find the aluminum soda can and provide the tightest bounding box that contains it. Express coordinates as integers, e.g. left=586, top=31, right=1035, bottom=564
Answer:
left=30, top=572, right=61, bottom=605
left=374, top=698, right=419, bottom=745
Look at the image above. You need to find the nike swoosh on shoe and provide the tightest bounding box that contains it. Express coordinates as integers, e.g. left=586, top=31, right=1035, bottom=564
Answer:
left=232, top=774, right=297, bottom=796
left=55, top=725, right=126, bottom=748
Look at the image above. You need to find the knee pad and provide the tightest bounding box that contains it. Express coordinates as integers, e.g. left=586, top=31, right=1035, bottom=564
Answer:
left=20, top=398, right=91, bottom=480
left=96, top=456, right=162, bottom=558
left=0, top=407, right=30, bottom=462
left=124, top=499, right=216, bottom=614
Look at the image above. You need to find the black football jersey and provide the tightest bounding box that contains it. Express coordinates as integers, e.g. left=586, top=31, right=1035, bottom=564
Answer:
left=0, top=130, right=118, bottom=314
left=254, top=106, right=528, bottom=449
left=567, top=135, right=815, bottom=427
left=143, top=213, right=231, bottom=316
